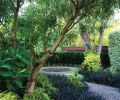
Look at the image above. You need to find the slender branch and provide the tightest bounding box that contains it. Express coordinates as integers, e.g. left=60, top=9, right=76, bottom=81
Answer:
left=68, top=0, right=99, bottom=31
left=70, top=0, right=77, bottom=8
left=0, top=20, right=7, bottom=29
left=8, top=0, right=16, bottom=13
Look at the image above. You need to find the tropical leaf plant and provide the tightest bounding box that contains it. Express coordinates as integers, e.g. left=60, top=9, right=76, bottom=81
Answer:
left=0, top=47, right=32, bottom=92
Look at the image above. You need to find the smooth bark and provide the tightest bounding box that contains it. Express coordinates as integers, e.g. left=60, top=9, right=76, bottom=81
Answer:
left=80, top=30, right=91, bottom=51
left=97, top=31, right=104, bottom=55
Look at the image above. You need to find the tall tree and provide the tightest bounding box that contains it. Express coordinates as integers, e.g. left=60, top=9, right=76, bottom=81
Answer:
left=26, top=0, right=111, bottom=93
left=96, top=0, right=117, bottom=54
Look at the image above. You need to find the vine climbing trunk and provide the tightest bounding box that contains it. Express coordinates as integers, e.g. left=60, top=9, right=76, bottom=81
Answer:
left=26, top=18, right=75, bottom=93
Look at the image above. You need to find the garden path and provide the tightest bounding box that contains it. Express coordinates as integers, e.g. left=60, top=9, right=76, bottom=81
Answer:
left=86, top=82, right=120, bottom=100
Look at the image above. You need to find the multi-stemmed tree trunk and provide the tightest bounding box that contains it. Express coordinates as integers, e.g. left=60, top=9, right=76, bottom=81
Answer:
left=97, top=20, right=107, bottom=55
left=80, top=30, right=92, bottom=51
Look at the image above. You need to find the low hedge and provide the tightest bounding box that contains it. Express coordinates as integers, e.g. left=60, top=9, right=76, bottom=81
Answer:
left=47, top=52, right=84, bottom=65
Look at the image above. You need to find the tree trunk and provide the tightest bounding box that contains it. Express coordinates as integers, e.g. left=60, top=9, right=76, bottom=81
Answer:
left=0, top=31, right=3, bottom=41
left=10, top=12, right=18, bottom=48
left=26, top=18, right=75, bottom=93
left=43, top=46, right=48, bottom=53
left=97, top=32, right=103, bottom=55
left=8, top=0, right=24, bottom=48
left=80, top=31, right=91, bottom=51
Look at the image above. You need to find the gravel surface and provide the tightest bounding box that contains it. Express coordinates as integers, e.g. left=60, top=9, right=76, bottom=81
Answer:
left=86, top=82, right=120, bottom=100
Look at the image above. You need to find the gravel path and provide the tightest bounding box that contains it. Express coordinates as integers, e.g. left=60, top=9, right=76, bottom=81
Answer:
left=86, top=82, right=120, bottom=100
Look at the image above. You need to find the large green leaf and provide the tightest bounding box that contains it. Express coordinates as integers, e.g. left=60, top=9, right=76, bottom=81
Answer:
left=1, top=58, right=13, bottom=63
left=0, top=64, right=11, bottom=70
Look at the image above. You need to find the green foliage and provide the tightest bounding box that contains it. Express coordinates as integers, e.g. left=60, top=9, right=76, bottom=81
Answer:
left=0, top=47, right=32, bottom=92
left=82, top=52, right=101, bottom=72
left=67, top=76, right=86, bottom=89
left=36, top=74, right=57, bottom=99
left=0, top=92, right=18, bottom=100
left=18, top=3, right=57, bottom=49
left=0, top=0, right=12, bottom=26
left=109, top=31, right=120, bottom=68
left=24, top=88, right=50, bottom=100
left=17, top=0, right=70, bottom=50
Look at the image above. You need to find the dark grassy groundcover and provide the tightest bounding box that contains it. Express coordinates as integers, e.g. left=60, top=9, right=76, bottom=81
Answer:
left=79, top=70, right=120, bottom=88
left=36, top=74, right=104, bottom=100
left=0, top=74, right=104, bottom=100
left=49, top=75, right=104, bottom=100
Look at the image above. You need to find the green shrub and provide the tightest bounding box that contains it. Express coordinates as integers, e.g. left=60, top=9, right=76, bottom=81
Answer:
left=109, top=31, right=120, bottom=68
left=36, top=74, right=57, bottom=99
left=24, top=88, right=50, bottom=100
left=0, top=92, right=18, bottom=100
left=82, top=52, right=101, bottom=72
left=67, top=76, right=86, bottom=89
left=0, top=47, right=32, bottom=92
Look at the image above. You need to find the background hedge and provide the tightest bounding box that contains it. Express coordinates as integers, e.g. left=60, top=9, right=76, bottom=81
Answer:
left=109, top=31, right=120, bottom=68
left=47, top=52, right=84, bottom=65
left=38, top=51, right=110, bottom=67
